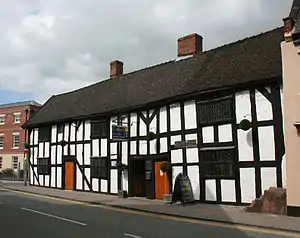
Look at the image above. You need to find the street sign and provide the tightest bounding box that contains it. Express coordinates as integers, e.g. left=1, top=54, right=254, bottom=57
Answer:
left=112, top=125, right=129, bottom=140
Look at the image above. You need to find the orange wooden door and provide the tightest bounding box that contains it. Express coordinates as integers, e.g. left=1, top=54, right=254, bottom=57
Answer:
left=65, top=161, right=74, bottom=190
left=154, top=161, right=170, bottom=200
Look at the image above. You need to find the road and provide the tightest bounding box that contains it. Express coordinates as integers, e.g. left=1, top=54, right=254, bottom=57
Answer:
left=0, top=188, right=298, bottom=238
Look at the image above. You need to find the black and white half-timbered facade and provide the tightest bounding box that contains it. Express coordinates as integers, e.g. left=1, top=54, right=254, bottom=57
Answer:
left=23, top=27, right=285, bottom=205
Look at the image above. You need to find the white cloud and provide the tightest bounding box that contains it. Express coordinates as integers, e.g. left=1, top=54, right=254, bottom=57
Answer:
left=0, top=0, right=293, bottom=104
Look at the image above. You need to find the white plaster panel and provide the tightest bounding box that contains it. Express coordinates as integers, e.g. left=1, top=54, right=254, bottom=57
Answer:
left=172, top=166, right=183, bottom=190
left=261, top=167, right=277, bottom=193
left=110, top=142, right=117, bottom=155
left=150, top=139, right=157, bottom=154
left=63, top=143, right=68, bottom=156
left=110, top=116, right=117, bottom=139
left=39, top=175, right=44, bottom=186
left=282, top=154, right=286, bottom=188
left=149, top=114, right=157, bottom=134
left=51, top=126, right=57, bottom=143
left=130, top=141, right=137, bottom=155
left=34, top=146, right=38, bottom=165
left=33, top=129, right=38, bottom=145
left=159, top=107, right=167, bottom=133
left=34, top=168, right=38, bottom=185
left=170, top=103, right=181, bottom=131
left=139, top=140, right=147, bottom=155
left=101, top=179, right=108, bottom=193
left=84, top=168, right=90, bottom=191
left=30, top=167, right=34, bottom=185
left=51, top=146, right=56, bottom=164
left=122, top=172, right=128, bottom=192
left=44, top=142, right=50, bottom=157
left=57, top=145, right=62, bottom=164
left=51, top=168, right=56, bottom=187
left=70, top=124, right=76, bottom=142
left=171, top=135, right=181, bottom=145
left=221, top=180, right=236, bottom=202
left=84, top=121, right=91, bottom=140
left=92, top=139, right=99, bottom=157
left=70, top=144, right=75, bottom=156
left=186, top=148, right=198, bottom=163
left=130, top=114, right=137, bottom=137
left=235, top=90, right=252, bottom=123
left=84, top=144, right=91, bottom=165
left=187, top=166, right=200, bottom=200
left=92, top=178, right=99, bottom=192
left=255, top=89, right=273, bottom=121
left=77, top=123, right=83, bottom=141
left=202, top=126, right=214, bottom=143
left=64, top=123, right=69, bottom=142
left=160, top=137, right=168, bottom=153
left=205, top=180, right=217, bottom=201
left=30, top=129, right=34, bottom=144
left=258, top=126, right=275, bottom=161
left=142, top=111, right=147, bottom=118
left=101, top=139, right=108, bottom=156
left=122, top=141, right=128, bottom=165
left=76, top=167, right=83, bottom=190
left=44, top=175, right=50, bottom=187
left=140, top=119, right=147, bottom=136
left=240, top=168, right=256, bottom=203
left=218, top=124, right=232, bottom=142
left=57, top=167, right=62, bottom=188
left=38, top=143, right=43, bottom=157
left=110, top=170, right=118, bottom=194
left=171, top=149, right=183, bottom=164
left=76, top=144, right=83, bottom=165
left=184, top=101, right=197, bottom=129
left=237, top=130, right=254, bottom=161
left=185, top=134, right=197, bottom=141
left=58, top=133, right=63, bottom=144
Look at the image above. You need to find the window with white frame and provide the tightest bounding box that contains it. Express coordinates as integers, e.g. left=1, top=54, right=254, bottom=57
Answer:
left=0, top=135, right=3, bottom=149
left=0, top=115, right=5, bottom=124
left=13, top=134, right=19, bottom=148
left=14, top=113, right=21, bottom=123
left=12, top=156, right=18, bottom=169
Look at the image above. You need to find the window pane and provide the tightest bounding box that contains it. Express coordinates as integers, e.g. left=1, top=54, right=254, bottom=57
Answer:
left=91, top=121, right=108, bottom=138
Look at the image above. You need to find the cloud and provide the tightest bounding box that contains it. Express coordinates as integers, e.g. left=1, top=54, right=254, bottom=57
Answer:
left=0, top=0, right=293, bottom=104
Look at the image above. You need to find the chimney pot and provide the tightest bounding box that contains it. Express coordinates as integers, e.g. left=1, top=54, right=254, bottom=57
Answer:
left=110, top=60, right=123, bottom=78
left=283, top=17, right=295, bottom=34
left=177, top=33, right=203, bottom=57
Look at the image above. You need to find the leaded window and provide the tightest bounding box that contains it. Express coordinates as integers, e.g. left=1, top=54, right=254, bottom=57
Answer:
left=37, top=158, right=51, bottom=175
left=91, top=157, right=108, bottom=179
left=198, top=98, right=234, bottom=125
left=91, top=120, right=108, bottom=138
left=200, top=147, right=235, bottom=178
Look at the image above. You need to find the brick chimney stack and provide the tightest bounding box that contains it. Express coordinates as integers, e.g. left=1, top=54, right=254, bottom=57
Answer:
left=177, top=33, right=203, bottom=57
left=110, top=60, right=123, bottom=78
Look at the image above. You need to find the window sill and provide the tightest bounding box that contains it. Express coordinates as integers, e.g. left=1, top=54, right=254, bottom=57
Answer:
left=12, top=147, right=19, bottom=150
left=13, top=122, right=21, bottom=124
left=0, top=123, right=4, bottom=126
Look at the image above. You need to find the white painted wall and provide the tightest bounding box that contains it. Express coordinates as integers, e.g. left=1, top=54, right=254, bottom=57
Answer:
left=64, top=123, right=69, bottom=142
left=77, top=144, right=83, bottom=165
left=205, top=180, right=217, bottom=201
left=130, top=141, right=137, bottom=155
left=186, top=133, right=198, bottom=163
left=170, top=103, right=181, bottom=131
left=84, top=168, right=90, bottom=191
left=101, top=139, right=108, bottom=156
left=92, top=178, right=99, bottom=192
left=110, top=170, right=118, bottom=194
left=184, top=101, right=197, bottom=129
left=172, top=166, right=183, bottom=190
left=77, top=167, right=83, bottom=190
left=218, top=124, right=232, bottom=142
left=122, top=141, right=128, bottom=165
left=258, top=126, right=275, bottom=161
left=57, top=167, right=62, bottom=188
left=140, top=120, right=147, bottom=136
left=139, top=140, right=147, bottom=155
left=84, top=144, right=91, bottom=165
left=51, top=146, right=56, bottom=164
left=255, top=89, right=273, bottom=121
left=92, top=139, right=99, bottom=157
left=261, top=167, right=277, bottom=192
left=221, top=180, right=236, bottom=202
left=51, top=168, right=55, bottom=187
left=187, top=166, right=200, bottom=200
left=44, top=175, right=50, bottom=187
left=150, top=139, right=157, bottom=154
left=70, top=124, right=76, bottom=142
left=101, top=179, right=108, bottom=193
left=202, top=126, right=214, bottom=143
left=159, top=107, right=167, bottom=133
left=237, top=130, right=254, bottom=161
left=51, top=126, right=57, bottom=143
left=84, top=121, right=91, bottom=140
left=130, top=114, right=137, bottom=137
left=236, top=90, right=251, bottom=123
left=171, top=150, right=183, bottom=164
left=77, top=122, right=84, bottom=141
left=240, top=168, right=256, bottom=203
left=160, top=137, right=168, bottom=153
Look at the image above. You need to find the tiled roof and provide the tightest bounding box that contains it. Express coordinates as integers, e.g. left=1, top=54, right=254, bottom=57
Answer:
left=0, top=100, right=42, bottom=109
left=24, top=27, right=284, bottom=128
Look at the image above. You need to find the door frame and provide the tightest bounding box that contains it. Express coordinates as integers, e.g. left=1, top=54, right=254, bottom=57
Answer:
left=62, top=156, right=76, bottom=190
left=128, top=152, right=171, bottom=199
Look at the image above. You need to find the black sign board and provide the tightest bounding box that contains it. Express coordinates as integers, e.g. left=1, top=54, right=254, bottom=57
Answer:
left=171, top=173, right=194, bottom=204
left=112, top=125, right=129, bottom=140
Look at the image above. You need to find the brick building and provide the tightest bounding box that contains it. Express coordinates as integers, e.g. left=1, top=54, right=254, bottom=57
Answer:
left=0, top=101, right=42, bottom=172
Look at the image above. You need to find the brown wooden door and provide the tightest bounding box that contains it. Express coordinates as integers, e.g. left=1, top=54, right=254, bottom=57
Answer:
left=154, top=161, right=170, bottom=200
left=64, top=161, right=74, bottom=190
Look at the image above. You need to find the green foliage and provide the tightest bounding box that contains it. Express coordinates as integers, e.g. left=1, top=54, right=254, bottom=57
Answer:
left=160, top=162, right=172, bottom=172
left=0, top=168, right=15, bottom=177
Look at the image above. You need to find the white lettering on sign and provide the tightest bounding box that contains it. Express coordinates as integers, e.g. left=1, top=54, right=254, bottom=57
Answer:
left=160, top=170, right=163, bottom=176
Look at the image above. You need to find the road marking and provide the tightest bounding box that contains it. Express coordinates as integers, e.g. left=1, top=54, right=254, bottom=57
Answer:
left=21, top=207, right=86, bottom=226
left=124, top=233, right=144, bottom=238
left=1, top=188, right=299, bottom=237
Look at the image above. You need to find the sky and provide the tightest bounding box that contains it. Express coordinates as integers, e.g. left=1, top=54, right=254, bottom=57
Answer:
left=0, top=0, right=294, bottom=105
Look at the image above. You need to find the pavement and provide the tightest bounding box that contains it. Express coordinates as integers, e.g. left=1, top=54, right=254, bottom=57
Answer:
left=1, top=180, right=300, bottom=236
